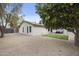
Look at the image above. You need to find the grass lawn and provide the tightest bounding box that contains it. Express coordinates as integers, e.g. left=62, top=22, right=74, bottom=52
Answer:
left=47, top=34, right=68, bottom=40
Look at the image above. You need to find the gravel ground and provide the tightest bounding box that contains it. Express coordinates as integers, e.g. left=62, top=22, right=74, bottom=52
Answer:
left=0, top=33, right=79, bottom=56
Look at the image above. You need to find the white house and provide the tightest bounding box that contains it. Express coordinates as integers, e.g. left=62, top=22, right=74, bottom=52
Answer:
left=19, top=21, right=49, bottom=36
left=19, top=21, right=75, bottom=40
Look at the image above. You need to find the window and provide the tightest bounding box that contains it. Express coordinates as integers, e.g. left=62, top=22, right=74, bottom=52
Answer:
left=27, top=26, right=28, bottom=33
left=29, top=26, right=32, bottom=33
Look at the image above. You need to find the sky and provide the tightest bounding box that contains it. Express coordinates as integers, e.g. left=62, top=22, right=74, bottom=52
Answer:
left=21, top=3, right=41, bottom=23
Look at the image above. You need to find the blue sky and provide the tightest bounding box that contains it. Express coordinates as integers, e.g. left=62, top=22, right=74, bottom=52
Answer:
left=21, top=3, right=41, bottom=23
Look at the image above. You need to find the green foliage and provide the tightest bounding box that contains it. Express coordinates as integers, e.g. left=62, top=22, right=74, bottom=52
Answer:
left=0, top=3, right=23, bottom=28
left=36, top=3, right=79, bottom=29
left=0, top=3, right=7, bottom=16
left=48, top=34, right=68, bottom=40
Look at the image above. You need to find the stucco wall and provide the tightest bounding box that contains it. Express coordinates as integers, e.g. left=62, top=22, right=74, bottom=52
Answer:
left=32, top=27, right=49, bottom=36
left=19, top=22, right=49, bottom=36
left=19, top=22, right=32, bottom=34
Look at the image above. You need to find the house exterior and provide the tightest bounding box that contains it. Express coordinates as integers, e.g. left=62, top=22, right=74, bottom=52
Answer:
left=19, top=21, right=75, bottom=40
left=19, top=21, right=49, bottom=36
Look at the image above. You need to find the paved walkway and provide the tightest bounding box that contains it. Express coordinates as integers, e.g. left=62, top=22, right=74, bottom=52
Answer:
left=0, top=33, right=79, bottom=56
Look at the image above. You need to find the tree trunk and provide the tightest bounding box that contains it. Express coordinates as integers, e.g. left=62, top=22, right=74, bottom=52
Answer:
left=75, top=29, right=79, bottom=46
left=0, top=26, right=4, bottom=38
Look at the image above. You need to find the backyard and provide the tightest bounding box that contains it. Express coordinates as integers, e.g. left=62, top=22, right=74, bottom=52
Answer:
left=0, top=33, right=79, bottom=56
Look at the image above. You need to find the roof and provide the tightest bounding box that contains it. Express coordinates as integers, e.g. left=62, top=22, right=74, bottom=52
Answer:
left=19, top=21, right=44, bottom=28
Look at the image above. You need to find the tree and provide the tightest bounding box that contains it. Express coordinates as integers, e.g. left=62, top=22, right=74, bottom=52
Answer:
left=0, top=3, right=23, bottom=28
left=39, top=20, right=43, bottom=24
left=36, top=3, right=79, bottom=46
left=0, top=3, right=8, bottom=38
left=0, top=3, right=7, bottom=27
left=9, top=4, right=23, bottom=32
left=0, top=3, right=23, bottom=37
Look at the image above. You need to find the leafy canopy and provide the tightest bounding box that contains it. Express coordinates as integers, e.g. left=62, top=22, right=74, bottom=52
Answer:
left=36, top=3, right=79, bottom=29
left=0, top=3, right=23, bottom=28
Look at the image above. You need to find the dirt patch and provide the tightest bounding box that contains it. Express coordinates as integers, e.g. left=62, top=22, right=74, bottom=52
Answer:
left=0, top=33, right=79, bottom=56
